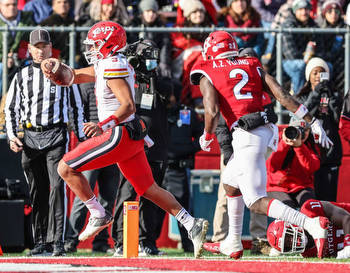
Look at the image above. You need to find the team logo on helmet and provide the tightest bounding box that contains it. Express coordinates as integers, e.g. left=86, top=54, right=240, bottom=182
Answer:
left=202, top=31, right=238, bottom=60
left=92, top=26, right=115, bottom=38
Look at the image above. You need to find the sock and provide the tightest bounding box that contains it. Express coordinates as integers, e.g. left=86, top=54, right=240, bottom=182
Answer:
left=344, top=234, right=350, bottom=247
left=267, top=199, right=306, bottom=227
left=175, top=208, right=195, bottom=232
left=225, top=195, right=244, bottom=241
left=84, top=195, right=105, bottom=218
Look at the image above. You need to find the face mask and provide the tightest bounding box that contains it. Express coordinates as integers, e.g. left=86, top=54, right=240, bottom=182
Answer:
left=145, top=59, right=158, bottom=71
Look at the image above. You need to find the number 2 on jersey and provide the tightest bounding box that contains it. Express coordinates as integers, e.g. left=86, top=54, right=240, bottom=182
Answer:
left=229, top=68, right=253, bottom=100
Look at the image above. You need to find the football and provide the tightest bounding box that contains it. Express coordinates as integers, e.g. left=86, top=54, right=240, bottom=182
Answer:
left=41, top=58, right=74, bottom=86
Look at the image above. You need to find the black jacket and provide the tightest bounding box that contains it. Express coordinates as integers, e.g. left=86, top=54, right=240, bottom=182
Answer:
left=167, top=104, right=203, bottom=161
left=297, top=83, right=343, bottom=166
left=135, top=75, right=173, bottom=161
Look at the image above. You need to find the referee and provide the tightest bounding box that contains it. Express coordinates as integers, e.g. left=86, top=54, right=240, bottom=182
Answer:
left=4, top=28, right=85, bottom=256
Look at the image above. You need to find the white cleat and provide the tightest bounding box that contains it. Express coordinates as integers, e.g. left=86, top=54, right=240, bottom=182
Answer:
left=304, top=216, right=329, bottom=258
left=78, top=211, right=113, bottom=241
left=337, top=246, right=350, bottom=259
left=188, top=218, right=209, bottom=258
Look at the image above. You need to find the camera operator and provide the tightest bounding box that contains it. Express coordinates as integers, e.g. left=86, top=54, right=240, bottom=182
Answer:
left=111, top=40, right=174, bottom=256
left=296, top=57, right=343, bottom=202
left=163, top=82, right=203, bottom=253
left=266, top=118, right=320, bottom=209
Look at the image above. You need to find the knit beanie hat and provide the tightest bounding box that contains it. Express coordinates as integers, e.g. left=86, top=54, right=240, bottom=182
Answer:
left=292, top=0, right=311, bottom=13
left=305, top=57, right=330, bottom=82
left=321, top=0, right=343, bottom=17
left=182, top=0, right=205, bottom=18
left=139, top=0, right=159, bottom=12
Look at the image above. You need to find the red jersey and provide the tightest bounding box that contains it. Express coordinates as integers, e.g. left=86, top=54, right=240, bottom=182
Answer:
left=301, top=199, right=350, bottom=257
left=190, top=56, right=264, bottom=129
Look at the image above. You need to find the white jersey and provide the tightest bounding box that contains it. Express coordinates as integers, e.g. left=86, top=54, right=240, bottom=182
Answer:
left=94, top=54, right=135, bottom=122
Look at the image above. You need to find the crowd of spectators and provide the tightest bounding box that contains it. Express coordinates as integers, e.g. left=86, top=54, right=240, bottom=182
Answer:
left=1, top=0, right=349, bottom=103
left=1, top=0, right=350, bottom=257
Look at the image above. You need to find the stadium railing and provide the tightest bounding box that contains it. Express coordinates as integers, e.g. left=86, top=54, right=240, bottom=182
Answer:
left=1, top=25, right=350, bottom=122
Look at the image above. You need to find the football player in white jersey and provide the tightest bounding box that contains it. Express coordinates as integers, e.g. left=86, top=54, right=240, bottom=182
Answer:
left=43, top=21, right=208, bottom=258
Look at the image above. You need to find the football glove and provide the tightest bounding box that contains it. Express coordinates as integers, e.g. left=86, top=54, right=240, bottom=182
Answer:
left=199, top=130, right=215, bottom=152
left=310, top=117, right=333, bottom=149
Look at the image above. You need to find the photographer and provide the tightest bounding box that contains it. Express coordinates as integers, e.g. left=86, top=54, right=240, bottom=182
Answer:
left=266, top=118, right=320, bottom=209
left=296, top=57, right=343, bottom=201
left=111, top=40, right=174, bottom=256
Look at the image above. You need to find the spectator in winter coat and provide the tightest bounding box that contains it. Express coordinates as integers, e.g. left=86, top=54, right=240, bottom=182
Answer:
left=127, top=0, right=172, bottom=78
left=281, top=0, right=325, bottom=94
left=171, top=0, right=215, bottom=108
left=316, top=0, right=346, bottom=93
left=218, top=0, right=264, bottom=57
left=296, top=57, right=343, bottom=202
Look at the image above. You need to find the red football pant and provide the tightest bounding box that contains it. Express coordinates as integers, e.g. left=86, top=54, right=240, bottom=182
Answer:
left=63, top=126, right=154, bottom=195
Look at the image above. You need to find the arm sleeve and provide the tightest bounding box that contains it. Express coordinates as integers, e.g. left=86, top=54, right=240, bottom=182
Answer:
left=328, top=92, right=343, bottom=123
left=68, top=84, right=85, bottom=140
left=4, top=75, right=21, bottom=140
left=215, top=115, right=233, bottom=163
left=191, top=110, right=204, bottom=153
left=268, top=137, right=291, bottom=172
left=303, top=92, right=321, bottom=115
left=293, top=144, right=320, bottom=173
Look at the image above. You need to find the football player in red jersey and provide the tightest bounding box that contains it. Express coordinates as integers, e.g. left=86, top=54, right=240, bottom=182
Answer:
left=43, top=21, right=209, bottom=258
left=190, top=31, right=333, bottom=259
left=267, top=199, right=350, bottom=259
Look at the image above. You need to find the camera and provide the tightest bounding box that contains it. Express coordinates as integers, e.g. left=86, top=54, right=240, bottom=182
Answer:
left=123, top=39, right=159, bottom=74
left=284, top=126, right=305, bottom=140
left=320, top=72, right=329, bottom=82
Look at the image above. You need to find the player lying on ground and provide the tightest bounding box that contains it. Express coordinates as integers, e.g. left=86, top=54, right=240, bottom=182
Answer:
left=42, top=21, right=208, bottom=258
left=267, top=199, right=350, bottom=259
left=189, top=31, right=333, bottom=259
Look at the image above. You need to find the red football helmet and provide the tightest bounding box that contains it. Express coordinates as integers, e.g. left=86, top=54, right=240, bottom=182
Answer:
left=267, top=220, right=307, bottom=254
left=83, top=21, right=127, bottom=64
left=202, top=31, right=239, bottom=60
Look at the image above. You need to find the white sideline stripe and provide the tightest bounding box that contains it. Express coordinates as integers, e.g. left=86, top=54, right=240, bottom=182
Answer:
left=70, top=129, right=120, bottom=168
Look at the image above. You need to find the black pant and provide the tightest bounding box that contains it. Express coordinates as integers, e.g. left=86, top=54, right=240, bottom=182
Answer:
left=65, top=164, right=119, bottom=247
left=163, top=167, right=193, bottom=252
left=111, top=160, right=167, bottom=247
left=314, top=165, right=339, bottom=202
left=267, top=188, right=316, bottom=209
left=22, top=143, right=66, bottom=245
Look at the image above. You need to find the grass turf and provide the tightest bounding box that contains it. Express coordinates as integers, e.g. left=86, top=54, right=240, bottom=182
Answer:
left=1, top=248, right=350, bottom=262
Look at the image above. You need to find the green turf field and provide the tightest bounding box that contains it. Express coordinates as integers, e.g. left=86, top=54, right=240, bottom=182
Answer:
left=2, top=248, right=350, bottom=262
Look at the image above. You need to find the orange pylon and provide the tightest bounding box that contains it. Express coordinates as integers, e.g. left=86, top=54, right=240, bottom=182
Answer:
left=0, top=245, right=3, bottom=256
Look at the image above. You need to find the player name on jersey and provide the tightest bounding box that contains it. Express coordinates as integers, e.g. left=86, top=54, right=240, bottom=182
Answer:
left=212, top=59, right=250, bottom=69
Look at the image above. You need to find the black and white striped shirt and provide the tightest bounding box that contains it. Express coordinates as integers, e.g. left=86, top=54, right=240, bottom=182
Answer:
left=5, top=62, right=85, bottom=140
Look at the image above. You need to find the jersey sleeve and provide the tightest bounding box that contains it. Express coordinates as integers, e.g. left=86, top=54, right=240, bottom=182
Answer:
left=103, top=55, right=129, bottom=79
left=190, top=60, right=209, bottom=85
left=300, top=199, right=326, bottom=218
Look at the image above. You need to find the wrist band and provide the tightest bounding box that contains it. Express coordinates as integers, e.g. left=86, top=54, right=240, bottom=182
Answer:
left=98, top=115, right=119, bottom=132
left=294, top=104, right=309, bottom=119
left=204, top=130, right=215, bottom=140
